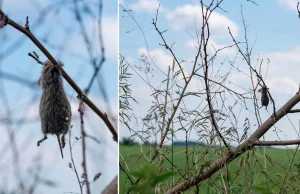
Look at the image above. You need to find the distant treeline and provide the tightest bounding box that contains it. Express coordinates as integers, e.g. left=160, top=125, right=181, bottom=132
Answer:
left=120, top=137, right=276, bottom=149
left=120, top=137, right=208, bottom=147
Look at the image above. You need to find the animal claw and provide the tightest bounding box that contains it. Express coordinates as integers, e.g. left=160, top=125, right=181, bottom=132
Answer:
left=37, top=135, right=47, bottom=147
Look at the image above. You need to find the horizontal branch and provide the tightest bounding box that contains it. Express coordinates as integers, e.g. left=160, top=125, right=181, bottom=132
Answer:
left=288, top=109, right=300, bottom=113
left=0, top=9, right=118, bottom=142
left=251, top=139, right=300, bottom=146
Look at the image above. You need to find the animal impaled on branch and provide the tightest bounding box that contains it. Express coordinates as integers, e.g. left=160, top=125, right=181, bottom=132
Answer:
left=259, top=85, right=269, bottom=110
left=38, top=60, right=72, bottom=159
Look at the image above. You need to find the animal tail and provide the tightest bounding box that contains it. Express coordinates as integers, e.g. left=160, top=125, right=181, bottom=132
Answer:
left=56, top=134, right=64, bottom=158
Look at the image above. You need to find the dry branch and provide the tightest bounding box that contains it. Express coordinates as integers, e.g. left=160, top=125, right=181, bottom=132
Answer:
left=78, top=101, right=91, bottom=194
left=288, top=109, right=300, bottom=113
left=68, top=130, right=83, bottom=194
left=251, top=139, right=300, bottom=146
left=102, top=176, right=118, bottom=194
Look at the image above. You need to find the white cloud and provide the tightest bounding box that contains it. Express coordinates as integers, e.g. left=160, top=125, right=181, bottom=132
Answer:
left=138, top=48, right=173, bottom=67
left=130, top=0, right=164, bottom=13
left=136, top=47, right=191, bottom=81
left=166, top=4, right=238, bottom=38
left=278, top=0, right=298, bottom=10
left=268, top=76, right=298, bottom=94
left=185, top=39, right=236, bottom=55
left=102, top=17, right=118, bottom=58
left=261, top=46, right=300, bottom=94
left=137, top=47, right=173, bottom=69
left=212, top=46, right=300, bottom=96
left=122, top=45, right=300, bottom=147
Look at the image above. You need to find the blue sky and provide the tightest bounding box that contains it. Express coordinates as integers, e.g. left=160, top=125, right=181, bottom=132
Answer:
left=0, top=0, right=117, bottom=193
left=119, top=0, right=300, bottom=146
left=120, top=0, right=300, bottom=55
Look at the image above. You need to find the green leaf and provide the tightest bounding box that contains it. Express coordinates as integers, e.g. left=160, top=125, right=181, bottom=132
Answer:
left=150, top=172, right=173, bottom=187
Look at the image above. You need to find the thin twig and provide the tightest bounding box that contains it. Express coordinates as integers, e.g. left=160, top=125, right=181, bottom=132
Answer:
left=69, top=130, right=83, bottom=194
left=152, top=7, right=187, bottom=83
left=228, top=27, right=276, bottom=116
left=78, top=101, right=91, bottom=194
left=72, top=0, right=95, bottom=67
left=246, top=0, right=258, bottom=6
left=278, top=145, right=299, bottom=193
left=28, top=52, right=44, bottom=65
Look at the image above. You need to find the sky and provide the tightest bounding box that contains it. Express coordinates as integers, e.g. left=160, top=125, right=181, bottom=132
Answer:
left=0, top=0, right=117, bottom=193
left=119, top=0, right=300, bottom=147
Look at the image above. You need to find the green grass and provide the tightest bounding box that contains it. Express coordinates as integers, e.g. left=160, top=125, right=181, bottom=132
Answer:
left=120, top=145, right=300, bottom=194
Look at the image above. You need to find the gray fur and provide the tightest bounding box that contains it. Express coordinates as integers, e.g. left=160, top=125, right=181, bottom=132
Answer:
left=38, top=60, right=71, bottom=158
left=261, top=85, right=269, bottom=110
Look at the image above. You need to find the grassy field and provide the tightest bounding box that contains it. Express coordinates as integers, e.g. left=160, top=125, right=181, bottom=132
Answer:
left=120, top=145, right=300, bottom=194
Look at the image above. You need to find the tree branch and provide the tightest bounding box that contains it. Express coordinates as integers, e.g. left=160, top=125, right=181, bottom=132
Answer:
left=251, top=139, right=300, bottom=146
left=288, top=109, right=300, bottom=113
left=0, top=9, right=118, bottom=142
left=102, top=175, right=118, bottom=194
left=69, top=130, right=83, bottom=194
left=228, top=27, right=276, bottom=116
left=78, top=101, right=91, bottom=194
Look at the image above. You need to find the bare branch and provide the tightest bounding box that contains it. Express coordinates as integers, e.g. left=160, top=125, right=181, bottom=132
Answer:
left=246, top=0, right=258, bottom=6
left=102, top=175, right=118, bottom=194
left=288, top=109, right=300, bottom=113
left=69, top=129, right=83, bottom=194
left=228, top=27, right=276, bottom=115
left=78, top=101, right=91, bottom=194
left=28, top=52, right=44, bottom=65
left=251, top=139, right=300, bottom=146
